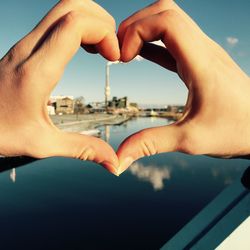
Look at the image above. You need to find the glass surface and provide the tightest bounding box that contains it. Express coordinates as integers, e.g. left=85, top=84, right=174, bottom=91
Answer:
left=0, top=117, right=248, bottom=250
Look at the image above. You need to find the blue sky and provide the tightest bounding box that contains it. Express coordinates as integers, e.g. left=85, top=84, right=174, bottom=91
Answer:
left=0, top=0, right=249, bottom=106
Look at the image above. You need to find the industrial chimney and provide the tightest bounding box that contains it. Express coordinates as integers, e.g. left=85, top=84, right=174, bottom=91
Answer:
left=105, top=63, right=111, bottom=110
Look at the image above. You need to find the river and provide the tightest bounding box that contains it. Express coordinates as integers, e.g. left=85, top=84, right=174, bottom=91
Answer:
left=0, top=117, right=249, bottom=250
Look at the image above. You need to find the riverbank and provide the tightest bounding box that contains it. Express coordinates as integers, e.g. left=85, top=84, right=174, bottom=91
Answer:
left=138, top=112, right=183, bottom=121
left=50, top=114, right=131, bottom=133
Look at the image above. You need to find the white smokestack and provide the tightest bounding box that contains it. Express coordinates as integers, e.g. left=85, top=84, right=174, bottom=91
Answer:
left=105, top=63, right=111, bottom=107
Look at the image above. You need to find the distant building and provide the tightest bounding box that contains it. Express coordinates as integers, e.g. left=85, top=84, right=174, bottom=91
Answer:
left=87, top=102, right=106, bottom=113
left=108, top=97, right=128, bottom=109
left=143, top=105, right=184, bottom=114
left=169, top=105, right=185, bottom=113
left=47, top=105, right=56, bottom=115
left=50, top=96, right=74, bottom=115
left=85, top=98, right=139, bottom=114
left=130, top=103, right=139, bottom=109
left=56, top=97, right=74, bottom=114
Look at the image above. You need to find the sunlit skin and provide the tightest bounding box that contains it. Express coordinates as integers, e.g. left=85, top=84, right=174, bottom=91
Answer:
left=0, top=0, right=120, bottom=175
left=117, top=0, right=250, bottom=175
left=0, top=0, right=250, bottom=177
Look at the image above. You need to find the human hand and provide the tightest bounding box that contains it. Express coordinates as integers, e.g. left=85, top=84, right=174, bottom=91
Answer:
left=117, top=0, right=250, bottom=175
left=0, top=0, right=120, bottom=175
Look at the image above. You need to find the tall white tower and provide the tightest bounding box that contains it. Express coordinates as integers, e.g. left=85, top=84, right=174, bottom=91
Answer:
left=105, top=63, right=111, bottom=109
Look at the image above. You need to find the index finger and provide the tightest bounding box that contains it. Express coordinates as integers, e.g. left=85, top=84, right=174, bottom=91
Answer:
left=118, top=0, right=204, bottom=44
left=20, top=12, right=120, bottom=95
left=9, top=0, right=116, bottom=63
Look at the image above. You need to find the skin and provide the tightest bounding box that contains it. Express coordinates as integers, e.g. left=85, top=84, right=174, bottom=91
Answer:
left=1, top=0, right=249, bottom=176
left=0, top=0, right=120, bottom=175
left=117, top=0, right=250, bottom=175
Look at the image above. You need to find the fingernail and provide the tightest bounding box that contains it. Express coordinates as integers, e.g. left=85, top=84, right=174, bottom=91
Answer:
left=102, top=161, right=119, bottom=176
left=117, top=157, right=134, bottom=176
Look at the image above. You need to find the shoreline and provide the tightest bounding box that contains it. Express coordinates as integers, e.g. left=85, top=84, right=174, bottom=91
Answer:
left=51, top=114, right=131, bottom=133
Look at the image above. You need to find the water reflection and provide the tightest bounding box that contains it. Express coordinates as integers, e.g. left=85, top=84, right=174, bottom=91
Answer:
left=150, top=117, right=158, bottom=123
left=209, top=164, right=245, bottom=186
left=129, top=162, right=171, bottom=191
left=173, top=155, right=243, bottom=187
left=0, top=157, right=37, bottom=183
left=104, top=125, right=110, bottom=143
left=173, top=156, right=189, bottom=169
left=0, top=156, right=37, bottom=173
left=10, top=168, right=16, bottom=183
left=0, top=117, right=249, bottom=250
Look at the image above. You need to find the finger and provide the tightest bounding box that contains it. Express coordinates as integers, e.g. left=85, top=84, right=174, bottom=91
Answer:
left=120, top=10, right=207, bottom=78
left=140, top=42, right=177, bottom=73
left=118, top=0, right=175, bottom=44
left=21, top=12, right=120, bottom=93
left=95, top=32, right=121, bottom=61
left=118, top=0, right=202, bottom=45
left=11, top=0, right=116, bottom=61
left=32, top=130, right=119, bottom=176
left=117, top=125, right=183, bottom=175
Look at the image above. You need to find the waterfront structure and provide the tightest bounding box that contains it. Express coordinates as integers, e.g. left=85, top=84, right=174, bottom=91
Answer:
left=108, top=96, right=128, bottom=109
left=50, top=96, right=74, bottom=115
left=130, top=103, right=139, bottom=109
left=56, top=97, right=74, bottom=114
left=87, top=102, right=106, bottom=113
left=47, top=104, right=56, bottom=115
left=104, top=62, right=139, bottom=114
left=105, top=63, right=111, bottom=109
left=140, top=106, right=184, bottom=120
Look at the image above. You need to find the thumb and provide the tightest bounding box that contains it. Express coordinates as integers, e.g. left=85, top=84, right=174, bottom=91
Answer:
left=33, top=130, right=119, bottom=176
left=117, top=125, right=183, bottom=175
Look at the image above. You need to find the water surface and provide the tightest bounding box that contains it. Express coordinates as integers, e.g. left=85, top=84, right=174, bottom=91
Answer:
left=0, top=117, right=248, bottom=250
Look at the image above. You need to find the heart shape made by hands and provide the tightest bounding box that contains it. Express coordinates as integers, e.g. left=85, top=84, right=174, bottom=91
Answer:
left=0, top=0, right=250, bottom=176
